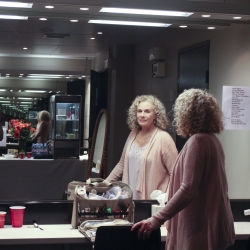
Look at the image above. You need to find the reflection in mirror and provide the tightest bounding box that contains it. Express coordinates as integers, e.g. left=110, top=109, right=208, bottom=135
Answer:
left=87, top=109, right=108, bottom=179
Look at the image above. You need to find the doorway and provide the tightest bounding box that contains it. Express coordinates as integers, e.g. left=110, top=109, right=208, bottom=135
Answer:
left=176, top=40, right=210, bottom=152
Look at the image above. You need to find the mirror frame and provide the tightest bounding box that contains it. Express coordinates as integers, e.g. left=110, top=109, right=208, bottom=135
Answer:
left=87, top=109, right=108, bottom=179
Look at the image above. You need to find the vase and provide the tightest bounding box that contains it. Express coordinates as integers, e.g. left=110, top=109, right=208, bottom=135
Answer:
left=18, top=139, right=27, bottom=154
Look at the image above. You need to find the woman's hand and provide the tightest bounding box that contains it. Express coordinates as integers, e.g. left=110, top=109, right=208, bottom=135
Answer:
left=131, top=219, right=158, bottom=240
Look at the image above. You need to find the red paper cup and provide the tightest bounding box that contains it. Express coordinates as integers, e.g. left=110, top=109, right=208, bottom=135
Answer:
left=0, top=212, right=6, bottom=228
left=10, top=206, right=26, bottom=227
left=19, top=153, right=24, bottom=159
left=26, top=152, right=31, bottom=158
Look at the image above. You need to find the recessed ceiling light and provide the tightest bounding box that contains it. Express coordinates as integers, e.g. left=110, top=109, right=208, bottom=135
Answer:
left=208, top=27, right=215, bottom=29
left=6, top=73, right=9, bottom=75
left=202, top=15, right=211, bottom=18
left=10, top=90, right=13, bottom=92
left=80, top=8, right=89, bottom=11
left=39, top=18, right=47, bottom=21
left=23, top=47, right=27, bottom=50
left=0, top=15, right=28, bottom=20
left=89, top=20, right=171, bottom=27
left=66, top=77, right=69, bottom=78
left=19, top=74, right=23, bottom=75
left=19, top=75, right=23, bottom=77
left=70, top=20, right=78, bottom=22
left=19, top=90, right=21, bottom=92
left=45, top=6, right=54, bottom=9
left=179, top=25, right=187, bottom=28
left=100, top=8, right=193, bottom=17
left=82, top=75, right=86, bottom=77
left=0, top=1, right=33, bottom=8
left=233, top=17, right=242, bottom=20
left=0, top=89, right=6, bottom=91
left=90, top=37, right=95, bottom=40
left=56, top=91, right=60, bottom=93
left=6, top=75, right=9, bottom=77
left=97, top=32, right=103, bottom=34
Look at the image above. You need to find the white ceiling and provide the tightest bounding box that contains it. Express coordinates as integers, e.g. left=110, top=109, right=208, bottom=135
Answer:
left=1, top=0, right=250, bottom=111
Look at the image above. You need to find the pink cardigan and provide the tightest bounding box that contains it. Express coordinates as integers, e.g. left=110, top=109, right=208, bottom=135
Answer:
left=148, top=133, right=235, bottom=250
left=106, top=128, right=178, bottom=199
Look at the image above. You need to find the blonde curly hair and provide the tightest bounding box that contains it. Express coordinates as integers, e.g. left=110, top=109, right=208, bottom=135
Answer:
left=37, top=110, right=50, bottom=122
left=173, top=89, right=224, bottom=138
left=127, top=95, right=169, bottom=130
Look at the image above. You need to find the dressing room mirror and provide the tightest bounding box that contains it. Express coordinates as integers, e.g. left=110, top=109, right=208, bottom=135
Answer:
left=87, top=109, right=108, bottom=179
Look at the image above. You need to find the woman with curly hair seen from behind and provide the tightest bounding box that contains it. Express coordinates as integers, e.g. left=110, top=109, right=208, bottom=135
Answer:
left=132, top=89, right=235, bottom=250
left=32, top=110, right=51, bottom=144
left=106, top=95, right=178, bottom=200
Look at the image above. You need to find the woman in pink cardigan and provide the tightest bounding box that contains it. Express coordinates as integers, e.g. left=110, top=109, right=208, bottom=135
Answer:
left=132, top=89, right=235, bottom=250
left=106, top=95, right=178, bottom=200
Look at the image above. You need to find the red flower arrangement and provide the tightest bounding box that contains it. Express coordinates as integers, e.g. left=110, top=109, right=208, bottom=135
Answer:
left=9, top=119, right=36, bottom=140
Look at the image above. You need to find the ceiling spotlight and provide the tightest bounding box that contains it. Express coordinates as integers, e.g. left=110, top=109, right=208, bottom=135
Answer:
left=233, top=17, right=242, bottom=20
left=80, top=8, right=89, bottom=11
left=90, top=37, right=95, bottom=40
left=10, top=90, right=13, bottom=92
left=39, top=18, right=47, bottom=21
left=19, top=90, right=21, bottom=92
left=20, top=74, right=23, bottom=75
left=179, top=25, right=187, bottom=28
left=202, top=15, right=211, bottom=18
left=45, top=6, right=54, bottom=9
left=19, top=75, right=23, bottom=77
left=207, top=27, right=215, bottom=29
left=70, top=20, right=78, bottom=22
left=6, top=75, right=9, bottom=77
left=23, top=47, right=28, bottom=50
left=82, top=75, right=86, bottom=77
left=97, top=32, right=103, bottom=34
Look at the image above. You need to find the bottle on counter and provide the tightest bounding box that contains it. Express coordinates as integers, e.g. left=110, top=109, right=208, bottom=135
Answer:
left=71, top=106, right=75, bottom=120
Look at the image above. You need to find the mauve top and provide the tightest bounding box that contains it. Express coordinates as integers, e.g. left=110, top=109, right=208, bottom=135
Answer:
left=106, top=128, right=178, bottom=199
left=148, top=133, right=235, bottom=250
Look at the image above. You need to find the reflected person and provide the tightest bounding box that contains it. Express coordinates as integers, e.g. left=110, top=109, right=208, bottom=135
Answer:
left=32, top=110, right=51, bottom=143
left=106, top=95, right=178, bottom=199
left=132, top=89, right=235, bottom=250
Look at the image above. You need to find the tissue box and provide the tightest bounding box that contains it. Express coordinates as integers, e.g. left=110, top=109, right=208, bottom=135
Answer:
left=151, top=204, right=166, bottom=227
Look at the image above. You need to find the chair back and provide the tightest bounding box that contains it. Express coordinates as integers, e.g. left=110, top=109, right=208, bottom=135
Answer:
left=94, top=225, right=161, bottom=250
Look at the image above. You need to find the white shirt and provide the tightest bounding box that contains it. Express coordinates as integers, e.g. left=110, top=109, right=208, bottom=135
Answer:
left=128, top=142, right=148, bottom=199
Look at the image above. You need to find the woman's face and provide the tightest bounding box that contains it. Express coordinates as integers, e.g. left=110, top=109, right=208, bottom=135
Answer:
left=137, top=101, right=156, bottom=129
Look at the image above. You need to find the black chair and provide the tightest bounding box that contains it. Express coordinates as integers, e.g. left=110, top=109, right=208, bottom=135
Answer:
left=94, top=225, right=161, bottom=250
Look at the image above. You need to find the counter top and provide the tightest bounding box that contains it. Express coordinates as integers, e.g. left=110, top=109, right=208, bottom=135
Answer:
left=0, top=222, right=249, bottom=245
left=0, top=224, right=89, bottom=245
